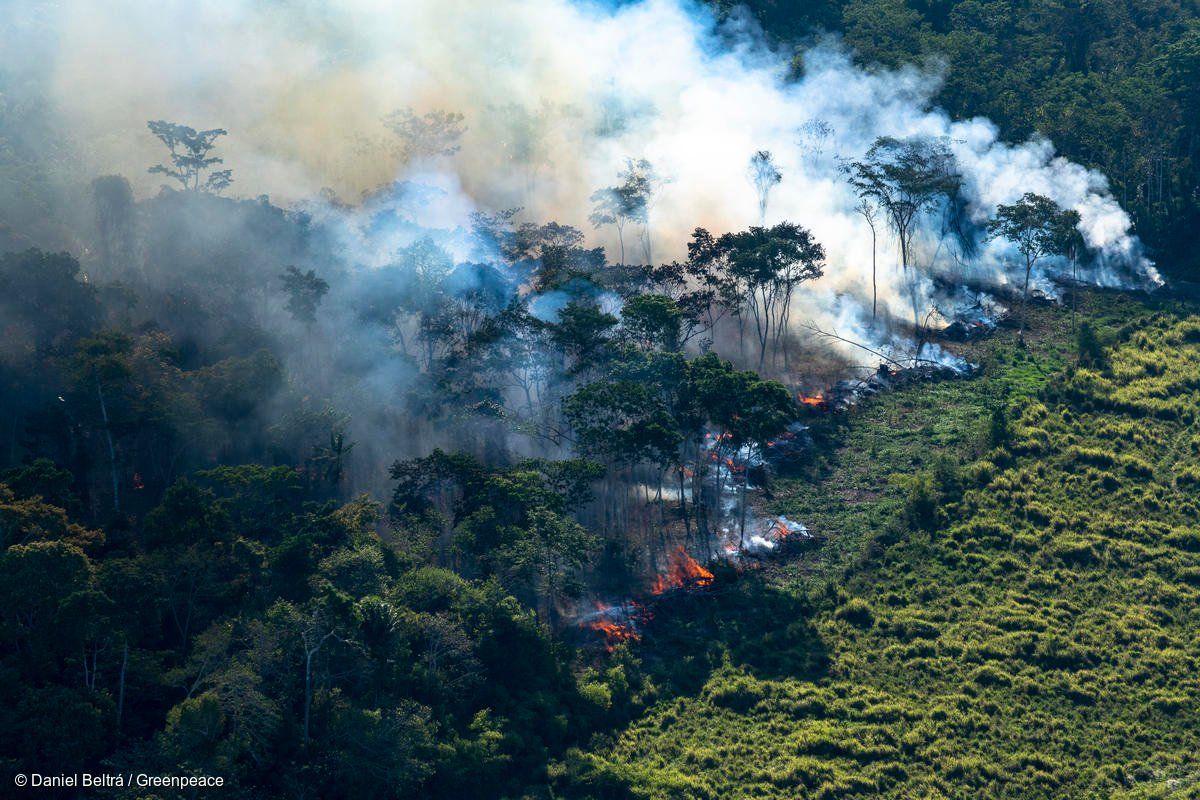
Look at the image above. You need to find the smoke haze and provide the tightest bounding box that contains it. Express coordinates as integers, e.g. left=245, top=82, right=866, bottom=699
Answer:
left=5, top=0, right=1157, bottom=295
left=0, top=0, right=1168, bottom=600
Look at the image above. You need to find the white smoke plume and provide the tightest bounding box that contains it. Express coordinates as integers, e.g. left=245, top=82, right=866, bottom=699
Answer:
left=4, top=0, right=1157, bottom=342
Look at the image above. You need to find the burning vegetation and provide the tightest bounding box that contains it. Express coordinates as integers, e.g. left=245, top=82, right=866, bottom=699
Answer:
left=584, top=602, right=647, bottom=652
left=797, top=392, right=826, bottom=408
left=651, top=546, right=716, bottom=594
left=580, top=547, right=717, bottom=651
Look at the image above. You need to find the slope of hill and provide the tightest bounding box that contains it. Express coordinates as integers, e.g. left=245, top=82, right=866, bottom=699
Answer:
left=571, top=291, right=1200, bottom=799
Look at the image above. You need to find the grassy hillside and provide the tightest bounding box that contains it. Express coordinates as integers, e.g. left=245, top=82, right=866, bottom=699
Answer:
left=572, top=291, right=1200, bottom=799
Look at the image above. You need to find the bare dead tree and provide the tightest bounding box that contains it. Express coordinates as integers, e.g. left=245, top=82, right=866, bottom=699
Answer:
left=856, top=197, right=880, bottom=319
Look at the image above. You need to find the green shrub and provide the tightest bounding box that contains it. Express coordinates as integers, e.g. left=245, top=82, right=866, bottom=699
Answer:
left=1165, top=529, right=1200, bottom=553
left=905, top=473, right=939, bottom=531
left=1050, top=535, right=1102, bottom=566
left=836, top=598, right=876, bottom=627
left=705, top=674, right=767, bottom=713
left=969, top=664, right=1013, bottom=688
left=580, top=681, right=613, bottom=711
left=1176, top=465, right=1200, bottom=489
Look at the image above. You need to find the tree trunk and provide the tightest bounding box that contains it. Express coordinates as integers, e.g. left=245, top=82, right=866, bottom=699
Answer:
left=655, top=470, right=664, bottom=530
left=871, top=227, right=878, bottom=319
left=304, top=651, right=314, bottom=743
left=780, top=285, right=794, bottom=372
left=545, top=542, right=558, bottom=631
left=96, top=381, right=120, bottom=512
left=694, top=441, right=710, bottom=556
left=116, top=640, right=128, bottom=734
left=678, top=466, right=691, bottom=541
left=738, top=464, right=749, bottom=550
left=1019, top=257, right=1033, bottom=344
left=1071, top=253, right=1078, bottom=334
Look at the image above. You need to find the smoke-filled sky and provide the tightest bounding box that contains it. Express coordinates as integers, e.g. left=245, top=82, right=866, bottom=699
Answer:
left=3, top=0, right=1158, bottom=328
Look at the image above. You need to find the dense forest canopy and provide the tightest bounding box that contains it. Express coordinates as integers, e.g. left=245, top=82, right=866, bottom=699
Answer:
left=0, top=0, right=1197, bottom=798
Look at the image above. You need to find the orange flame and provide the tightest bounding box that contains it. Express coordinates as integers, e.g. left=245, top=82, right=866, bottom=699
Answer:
left=798, top=392, right=825, bottom=407
left=587, top=618, right=640, bottom=651
left=586, top=601, right=645, bottom=652
left=651, top=546, right=715, bottom=594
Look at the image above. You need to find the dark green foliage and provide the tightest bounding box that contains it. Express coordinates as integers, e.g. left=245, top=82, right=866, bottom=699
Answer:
left=279, top=266, right=330, bottom=324
left=903, top=471, right=939, bottom=530
left=565, top=380, right=682, bottom=466
left=0, top=459, right=77, bottom=510
left=621, top=293, right=685, bottom=351
left=0, top=249, right=99, bottom=356
left=0, top=229, right=662, bottom=797
left=987, top=404, right=1009, bottom=448
left=0, top=466, right=596, bottom=799
left=389, top=450, right=603, bottom=626
left=550, top=300, right=620, bottom=372
left=1077, top=320, right=1104, bottom=366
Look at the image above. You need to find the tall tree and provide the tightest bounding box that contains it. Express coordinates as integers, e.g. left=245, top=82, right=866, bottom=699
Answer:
left=690, top=223, right=826, bottom=370
left=986, top=192, right=1075, bottom=342
left=590, top=158, right=662, bottom=264
left=844, top=136, right=960, bottom=274
left=1055, top=208, right=1085, bottom=331
left=748, top=150, right=782, bottom=225
left=856, top=197, right=881, bottom=319
left=500, top=507, right=597, bottom=629
left=798, top=119, right=834, bottom=167
left=146, top=121, right=233, bottom=193
left=269, top=599, right=345, bottom=744
left=71, top=332, right=134, bottom=513
left=279, top=266, right=330, bottom=325
left=683, top=230, right=743, bottom=347
left=91, top=176, right=135, bottom=274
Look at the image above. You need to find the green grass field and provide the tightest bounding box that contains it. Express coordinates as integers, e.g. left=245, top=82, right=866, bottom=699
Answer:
left=569, top=289, right=1200, bottom=799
